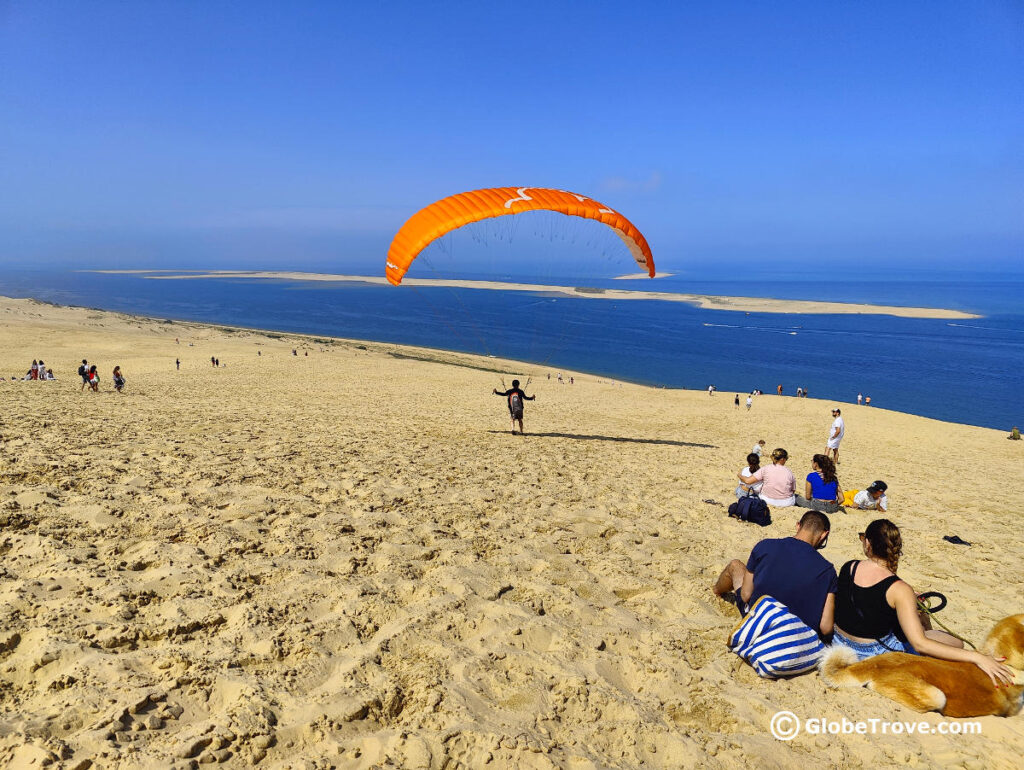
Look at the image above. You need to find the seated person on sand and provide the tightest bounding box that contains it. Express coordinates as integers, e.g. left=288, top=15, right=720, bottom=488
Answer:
left=832, top=519, right=1013, bottom=686
left=795, top=454, right=843, bottom=513
left=849, top=480, right=888, bottom=512
left=713, top=511, right=836, bottom=637
left=737, top=447, right=795, bottom=507
left=735, top=453, right=763, bottom=499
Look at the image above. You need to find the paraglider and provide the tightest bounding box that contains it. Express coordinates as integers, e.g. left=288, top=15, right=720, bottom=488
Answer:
left=385, top=187, right=654, bottom=285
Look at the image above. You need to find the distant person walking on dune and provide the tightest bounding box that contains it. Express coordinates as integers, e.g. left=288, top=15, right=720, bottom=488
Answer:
left=777, top=384, right=783, bottom=396
left=865, top=396, right=871, bottom=406
left=857, top=393, right=863, bottom=405
left=79, top=359, right=90, bottom=391
left=746, top=394, right=753, bottom=411
left=88, top=365, right=99, bottom=392
left=493, top=379, right=535, bottom=435
left=176, top=358, right=180, bottom=370
left=113, top=366, right=125, bottom=392
left=826, top=408, right=845, bottom=464
left=734, top=394, right=740, bottom=409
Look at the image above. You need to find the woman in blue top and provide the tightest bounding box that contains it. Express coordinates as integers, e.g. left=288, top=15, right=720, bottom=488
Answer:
left=795, top=454, right=843, bottom=513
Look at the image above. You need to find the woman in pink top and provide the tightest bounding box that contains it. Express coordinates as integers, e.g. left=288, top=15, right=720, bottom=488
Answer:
left=738, top=448, right=796, bottom=506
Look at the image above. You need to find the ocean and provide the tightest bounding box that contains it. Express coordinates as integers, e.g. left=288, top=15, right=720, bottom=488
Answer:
left=1, top=267, right=1022, bottom=431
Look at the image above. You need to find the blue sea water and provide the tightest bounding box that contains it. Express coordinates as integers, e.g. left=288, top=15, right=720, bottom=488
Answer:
left=1, top=268, right=1021, bottom=430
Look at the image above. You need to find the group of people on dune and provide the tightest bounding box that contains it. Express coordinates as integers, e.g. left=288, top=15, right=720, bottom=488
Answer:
left=716, top=415, right=1014, bottom=686
left=714, top=513, right=1014, bottom=685
left=736, top=443, right=887, bottom=513
left=78, top=359, right=126, bottom=393
left=9, top=359, right=58, bottom=381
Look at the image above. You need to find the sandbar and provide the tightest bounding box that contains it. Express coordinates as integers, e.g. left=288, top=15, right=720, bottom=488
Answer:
left=90, top=270, right=981, bottom=319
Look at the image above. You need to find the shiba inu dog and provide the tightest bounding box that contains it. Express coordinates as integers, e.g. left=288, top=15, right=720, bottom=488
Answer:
left=820, top=614, right=1024, bottom=717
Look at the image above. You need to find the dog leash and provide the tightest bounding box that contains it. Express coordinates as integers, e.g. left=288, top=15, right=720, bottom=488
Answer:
left=916, top=595, right=977, bottom=650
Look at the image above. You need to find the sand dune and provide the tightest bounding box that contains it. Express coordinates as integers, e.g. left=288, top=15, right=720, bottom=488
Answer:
left=0, top=296, right=1020, bottom=769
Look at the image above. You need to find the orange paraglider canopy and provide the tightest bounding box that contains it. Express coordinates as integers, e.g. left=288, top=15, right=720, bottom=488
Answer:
left=385, top=187, right=654, bottom=285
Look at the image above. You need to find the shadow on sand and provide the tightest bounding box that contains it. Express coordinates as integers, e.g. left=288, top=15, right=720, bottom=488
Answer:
left=487, top=430, right=716, bottom=449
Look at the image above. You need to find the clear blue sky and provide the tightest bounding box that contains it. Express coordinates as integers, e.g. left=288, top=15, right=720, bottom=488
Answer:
left=1, top=1, right=1021, bottom=277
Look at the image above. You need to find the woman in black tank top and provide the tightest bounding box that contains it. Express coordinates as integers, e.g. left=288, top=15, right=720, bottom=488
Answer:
left=832, top=520, right=1014, bottom=686
left=835, top=560, right=906, bottom=644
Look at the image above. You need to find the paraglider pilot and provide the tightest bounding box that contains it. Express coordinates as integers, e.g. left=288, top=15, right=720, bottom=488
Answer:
left=493, top=379, right=535, bottom=435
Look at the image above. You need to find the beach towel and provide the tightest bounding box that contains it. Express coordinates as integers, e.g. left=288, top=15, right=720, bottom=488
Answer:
left=728, top=596, right=825, bottom=678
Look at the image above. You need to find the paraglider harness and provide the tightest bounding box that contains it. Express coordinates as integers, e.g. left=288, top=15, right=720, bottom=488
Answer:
left=499, top=377, right=528, bottom=420
left=507, top=391, right=524, bottom=419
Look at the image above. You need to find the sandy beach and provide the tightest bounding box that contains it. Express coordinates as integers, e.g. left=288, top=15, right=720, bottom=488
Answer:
left=1, top=295, right=1021, bottom=769
left=89, top=271, right=981, bottom=320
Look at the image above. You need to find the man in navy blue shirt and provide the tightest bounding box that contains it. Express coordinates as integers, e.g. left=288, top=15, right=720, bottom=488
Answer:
left=713, top=511, right=837, bottom=636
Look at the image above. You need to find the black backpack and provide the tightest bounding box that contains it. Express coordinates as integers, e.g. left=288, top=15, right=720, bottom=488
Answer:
left=728, top=493, right=772, bottom=526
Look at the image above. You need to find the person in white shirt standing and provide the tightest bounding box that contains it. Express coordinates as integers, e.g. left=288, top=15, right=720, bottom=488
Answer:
left=826, top=408, right=845, bottom=465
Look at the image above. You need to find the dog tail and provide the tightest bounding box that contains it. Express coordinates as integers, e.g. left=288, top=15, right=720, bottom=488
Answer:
left=819, top=645, right=864, bottom=688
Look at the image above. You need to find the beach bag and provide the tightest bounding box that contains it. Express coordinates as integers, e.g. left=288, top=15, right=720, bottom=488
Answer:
left=728, top=596, right=825, bottom=678
left=728, top=493, right=771, bottom=526
left=508, top=392, right=524, bottom=419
